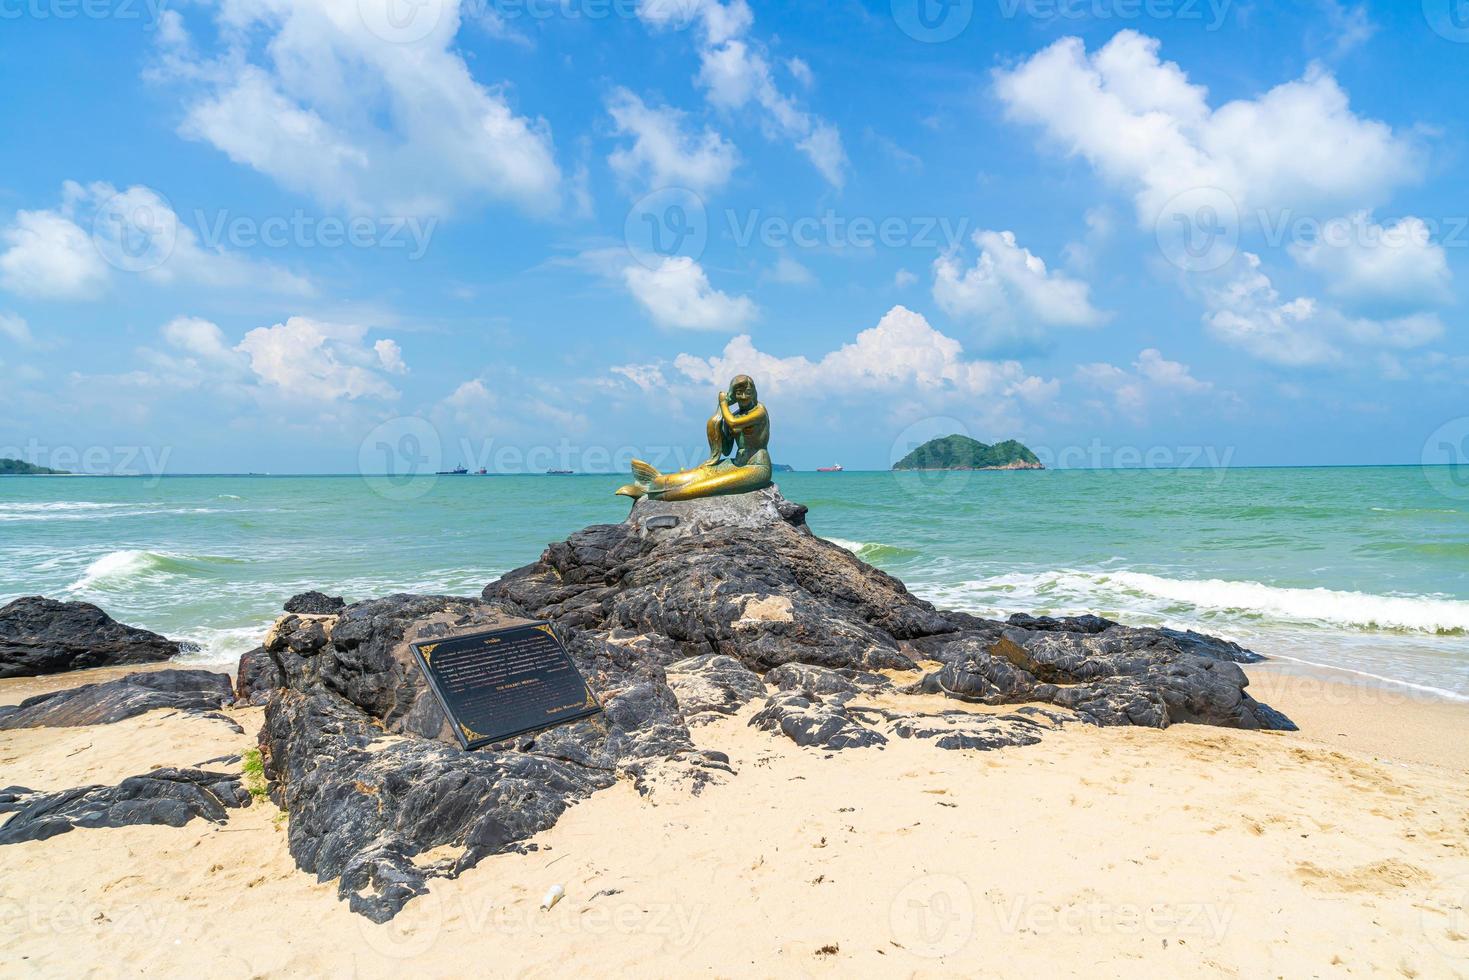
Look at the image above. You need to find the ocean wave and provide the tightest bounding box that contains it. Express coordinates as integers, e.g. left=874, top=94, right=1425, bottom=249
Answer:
left=175, top=624, right=269, bottom=665
left=924, top=569, right=1469, bottom=636
left=823, top=537, right=921, bottom=562
left=0, top=502, right=220, bottom=523
left=67, top=549, right=246, bottom=592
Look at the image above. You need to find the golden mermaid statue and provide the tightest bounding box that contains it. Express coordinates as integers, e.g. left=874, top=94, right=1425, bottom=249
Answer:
left=615, top=374, right=773, bottom=501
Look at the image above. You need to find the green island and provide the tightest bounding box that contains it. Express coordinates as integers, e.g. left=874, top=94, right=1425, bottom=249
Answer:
left=891, top=434, right=1044, bottom=471
left=0, top=458, right=69, bottom=475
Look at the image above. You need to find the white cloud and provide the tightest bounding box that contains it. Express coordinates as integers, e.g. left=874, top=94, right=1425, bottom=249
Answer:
left=0, top=181, right=312, bottom=301
left=1076, top=348, right=1213, bottom=420
left=765, top=255, right=815, bottom=286
left=236, top=317, right=405, bottom=400
left=1203, top=252, right=1442, bottom=366
left=933, top=230, right=1108, bottom=344
left=894, top=268, right=917, bottom=288
left=155, top=1, right=561, bottom=216
left=663, top=305, right=1055, bottom=409
left=994, top=31, right=1419, bottom=230
left=1289, top=212, right=1452, bottom=312
left=606, top=88, right=738, bottom=194
left=0, top=312, right=34, bottom=346
left=640, top=0, right=846, bottom=187
left=623, top=256, right=758, bottom=331
left=374, top=338, right=408, bottom=374
left=0, top=206, right=109, bottom=300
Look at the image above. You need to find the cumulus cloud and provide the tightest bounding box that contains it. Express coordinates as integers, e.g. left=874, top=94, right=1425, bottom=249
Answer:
left=1076, top=348, right=1213, bottom=420
left=1289, top=212, right=1452, bottom=313
left=994, top=31, right=1420, bottom=230
left=933, top=230, right=1108, bottom=345
left=0, top=206, right=109, bottom=300
left=1203, top=253, right=1443, bottom=366
left=639, top=0, right=846, bottom=187
left=237, top=317, right=406, bottom=400
left=623, top=256, right=758, bottom=331
left=153, top=2, right=560, bottom=216
left=662, top=305, right=1055, bottom=410
left=606, top=88, right=739, bottom=194
left=0, top=181, right=312, bottom=301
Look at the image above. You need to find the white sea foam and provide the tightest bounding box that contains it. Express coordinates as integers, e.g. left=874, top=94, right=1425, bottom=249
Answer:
left=67, top=549, right=238, bottom=592
left=175, top=624, right=271, bottom=665
left=68, top=550, right=176, bottom=591
left=0, top=502, right=218, bottom=522
left=923, top=569, right=1469, bottom=635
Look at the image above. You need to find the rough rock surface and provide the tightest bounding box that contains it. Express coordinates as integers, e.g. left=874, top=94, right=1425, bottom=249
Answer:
left=665, top=654, right=767, bottom=724
left=284, top=590, right=347, bottom=615
left=0, top=768, right=249, bottom=844
left=255, top=592, right=730, bottom=922
left=0, top=669, right=233, bottom=729
left=0, top=596, right=180, bottom=678
left=240, top=484, right=1291, bottom=922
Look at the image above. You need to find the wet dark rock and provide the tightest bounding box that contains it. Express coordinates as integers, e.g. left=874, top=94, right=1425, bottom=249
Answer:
left=665, top=654, right=767, bottom=724
left=0, top=669, right=233, bottom=729
left=284, top=591, right=347, bottom=615
left=0, top=596, right=180, bottom=678
left=1006, top=612, right=1114, bottom=634
left=234, top=646, right=282, bottom=704
left=0, top=768, right=249, bottom=844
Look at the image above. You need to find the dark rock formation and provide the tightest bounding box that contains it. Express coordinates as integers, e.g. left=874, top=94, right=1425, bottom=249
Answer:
left=284, top=590, right=346, bottom=615
left=665, top=654, right=767, bottom=724
left=0, top=768, right=249, bottom=844
left=911, top=626, right=1292, bottom=730
left=245, top=485, right=1291, bottom=922
left=0, top=669, right=233, bottom=729
left=256, top=592, right=728, bottom=922
left=750, top=692, right=888, bottom=750
left=0, top=597, right=180, bottom=678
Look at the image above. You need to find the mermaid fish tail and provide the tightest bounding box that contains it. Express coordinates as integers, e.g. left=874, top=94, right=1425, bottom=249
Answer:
left=613, top=452, right=772, bottom=501
left=614, top=458, right=661, bottom=499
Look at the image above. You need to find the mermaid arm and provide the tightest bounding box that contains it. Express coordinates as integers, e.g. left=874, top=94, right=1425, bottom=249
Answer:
left=719, top=396, right=767, bottom=431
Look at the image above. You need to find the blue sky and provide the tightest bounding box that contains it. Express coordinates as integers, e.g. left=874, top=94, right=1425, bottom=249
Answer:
left=0, top=0, right=1464, bottom=475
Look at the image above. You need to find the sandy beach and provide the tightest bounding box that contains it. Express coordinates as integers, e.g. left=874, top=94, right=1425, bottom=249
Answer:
left=3, top=661, right=1467, bottom=978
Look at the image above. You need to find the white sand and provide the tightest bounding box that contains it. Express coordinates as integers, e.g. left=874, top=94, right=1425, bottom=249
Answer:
left=2, top=664, right=1468, bottom=977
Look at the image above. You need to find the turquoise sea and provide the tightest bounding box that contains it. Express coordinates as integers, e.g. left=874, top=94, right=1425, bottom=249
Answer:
left=2, top=467, right=1466, bottom=699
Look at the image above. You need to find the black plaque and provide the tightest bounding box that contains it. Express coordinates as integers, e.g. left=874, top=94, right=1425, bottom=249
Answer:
left=409, top=622, right=601, bottom=750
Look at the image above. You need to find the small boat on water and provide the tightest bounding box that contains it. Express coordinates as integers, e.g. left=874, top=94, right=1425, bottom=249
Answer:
left=437, top=465, right=468, bottom=475
left=547, top=469, right=574, bottom=475
left=816, top=463, right=844, bottom=473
